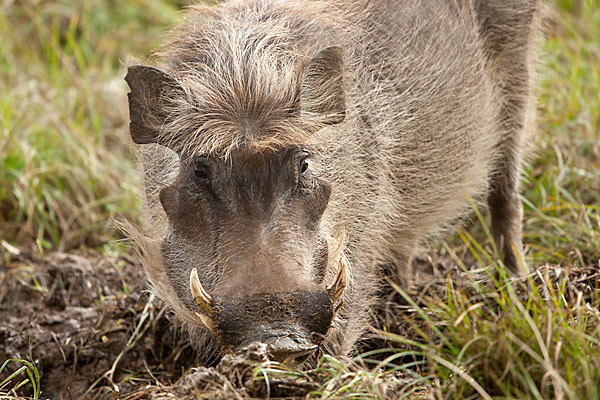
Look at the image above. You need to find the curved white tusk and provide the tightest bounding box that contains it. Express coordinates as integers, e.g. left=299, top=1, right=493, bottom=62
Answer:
left=190, top=268, right=214, bottom=317
left=195, top=311, right=216, bottom=334
left=326, top=257, right=348, bottom=304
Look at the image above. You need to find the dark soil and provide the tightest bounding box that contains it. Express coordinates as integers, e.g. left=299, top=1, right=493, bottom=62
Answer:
left=0, top=245, right=196, bottom=399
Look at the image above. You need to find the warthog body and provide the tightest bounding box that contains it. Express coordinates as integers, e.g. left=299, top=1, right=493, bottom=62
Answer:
left=125, top=0, right=543, bottom=362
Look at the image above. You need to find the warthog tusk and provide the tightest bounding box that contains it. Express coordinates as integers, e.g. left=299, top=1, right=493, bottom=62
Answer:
left=194, top=311, right=216, bottom=334
left=332, top=299, right=344, bottom=321
left=326, top=257, right=348, bottom=304
left=190, top=268, right=214, bottom=317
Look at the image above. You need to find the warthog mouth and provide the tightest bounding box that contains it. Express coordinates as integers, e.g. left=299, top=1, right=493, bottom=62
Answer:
left=189, top=258, right=348, bottom=362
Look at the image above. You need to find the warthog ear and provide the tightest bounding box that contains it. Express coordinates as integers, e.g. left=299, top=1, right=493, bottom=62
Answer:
left=300, top=46, right=346, bottom=125
left=125, top=65, right=186, bottom=148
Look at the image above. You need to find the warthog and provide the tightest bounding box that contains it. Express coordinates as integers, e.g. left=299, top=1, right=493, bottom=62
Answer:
left=125, top=0, right=544, bottom=363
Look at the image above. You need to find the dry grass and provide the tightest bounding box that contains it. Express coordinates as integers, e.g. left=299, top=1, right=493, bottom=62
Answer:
left=0, top=0, right=186, bottom=251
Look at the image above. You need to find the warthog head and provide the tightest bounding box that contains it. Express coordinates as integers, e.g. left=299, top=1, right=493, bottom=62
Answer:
left=125, top=45, right=348, bottom=364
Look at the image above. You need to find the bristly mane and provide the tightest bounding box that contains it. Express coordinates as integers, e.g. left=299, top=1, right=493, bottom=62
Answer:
left=149, top=0, right=352, bottom=158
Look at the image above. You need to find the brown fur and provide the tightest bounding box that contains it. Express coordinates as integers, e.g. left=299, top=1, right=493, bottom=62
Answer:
left=125, top=0, right=545, bottom=362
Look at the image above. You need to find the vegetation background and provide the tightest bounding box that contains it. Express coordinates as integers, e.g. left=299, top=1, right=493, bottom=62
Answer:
left=0, top=0, right=598, bottom=398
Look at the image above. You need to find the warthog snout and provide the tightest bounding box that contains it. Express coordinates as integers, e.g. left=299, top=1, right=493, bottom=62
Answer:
left=190, top=259, right=348, bottom=363
left=213, top=292, right=331, bottom=364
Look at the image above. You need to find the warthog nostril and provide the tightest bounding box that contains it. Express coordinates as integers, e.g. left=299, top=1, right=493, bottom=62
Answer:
left=189, top=259, right=348, bottom=339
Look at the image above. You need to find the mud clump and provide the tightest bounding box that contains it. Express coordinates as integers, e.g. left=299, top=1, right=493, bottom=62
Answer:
left=164, top=342, right=422, bottom=399
left=174, top=343, right=319, bottom=399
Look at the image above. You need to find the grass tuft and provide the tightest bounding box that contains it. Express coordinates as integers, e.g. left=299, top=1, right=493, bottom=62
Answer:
left=522, top=0, right=600, bottom=266
left=383, top=235, right=600, bottom=399
left=0, top=344, right=41, bottom=399
left=0, top=0, right=186, bottom=250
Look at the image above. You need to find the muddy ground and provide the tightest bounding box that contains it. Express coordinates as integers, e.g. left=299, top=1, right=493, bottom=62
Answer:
left=1, top=243, right=597, bottom=399
left=0, top=245, right=190, bottom=399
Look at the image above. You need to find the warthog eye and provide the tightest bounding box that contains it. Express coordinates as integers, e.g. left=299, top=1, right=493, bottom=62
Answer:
left=193, top=162, right=210, bottom=185
left=299, top=157, right=309, bottom=177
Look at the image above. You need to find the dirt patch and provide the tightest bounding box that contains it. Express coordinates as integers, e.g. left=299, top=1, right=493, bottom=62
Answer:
left=0, top=245, right=196, bottom=399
